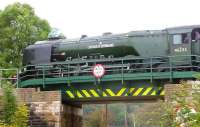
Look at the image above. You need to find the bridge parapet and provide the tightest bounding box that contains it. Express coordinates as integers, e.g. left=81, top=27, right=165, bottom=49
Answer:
left=19, top=55, right=200, bottom=88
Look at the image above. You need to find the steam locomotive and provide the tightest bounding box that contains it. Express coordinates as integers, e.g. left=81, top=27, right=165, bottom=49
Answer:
left=23, top=25, right=200, bottom=65
left=22, top=25, right=200, bottom=77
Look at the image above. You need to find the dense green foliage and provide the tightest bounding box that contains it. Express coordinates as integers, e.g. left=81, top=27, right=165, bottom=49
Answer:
left=0, top=82, right=29, bottom=127
left=0, top=2, right=51, bottom=68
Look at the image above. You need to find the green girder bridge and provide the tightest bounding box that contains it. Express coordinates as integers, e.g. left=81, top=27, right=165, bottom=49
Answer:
left=1, top=55, right=200, bottom=103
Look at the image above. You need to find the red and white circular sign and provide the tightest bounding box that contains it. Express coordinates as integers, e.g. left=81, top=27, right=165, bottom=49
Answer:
left=92, top=64, right=105, bottom=78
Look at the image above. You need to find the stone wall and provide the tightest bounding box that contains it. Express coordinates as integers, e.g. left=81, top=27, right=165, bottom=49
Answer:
left=0, top=88, right=83, bottom=127
left=164, top=84, right=192, bottom=101
left=16, top=88, right=62, bottom=127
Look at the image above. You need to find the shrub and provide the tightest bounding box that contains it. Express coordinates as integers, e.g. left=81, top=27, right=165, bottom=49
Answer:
left=0, top=82, right=29, bottom=127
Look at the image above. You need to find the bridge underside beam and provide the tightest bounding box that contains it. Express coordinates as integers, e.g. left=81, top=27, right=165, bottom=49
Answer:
left=63, top=95, right=164, bottom=105
left=60, top=80, right=165, bottom=103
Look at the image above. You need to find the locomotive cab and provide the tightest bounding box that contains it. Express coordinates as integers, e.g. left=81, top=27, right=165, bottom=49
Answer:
left=169, top=30, right=191, bottom=56
left=168, top=26, right=200, bottom=66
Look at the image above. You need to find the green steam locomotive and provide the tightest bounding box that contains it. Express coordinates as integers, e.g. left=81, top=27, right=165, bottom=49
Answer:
left=23, top=25, right=200, bottom=67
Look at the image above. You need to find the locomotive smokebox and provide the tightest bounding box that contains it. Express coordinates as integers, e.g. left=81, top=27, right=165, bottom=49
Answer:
left=23, top=43, right=52, bottom=65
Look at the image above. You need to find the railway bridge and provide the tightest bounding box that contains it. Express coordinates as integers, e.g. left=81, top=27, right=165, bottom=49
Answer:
left=0, top=55, right=199, bottom=127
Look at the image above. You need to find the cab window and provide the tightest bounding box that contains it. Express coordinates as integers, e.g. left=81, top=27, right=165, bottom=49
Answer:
left=173, top=34, right=182, bottom=44
left=173, top=33, right=189, bottom=44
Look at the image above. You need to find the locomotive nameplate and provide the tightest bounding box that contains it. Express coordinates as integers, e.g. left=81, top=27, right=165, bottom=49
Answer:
left=92, top=64, right=105, bottom=78
left=88, top=42, right=114, bottom=49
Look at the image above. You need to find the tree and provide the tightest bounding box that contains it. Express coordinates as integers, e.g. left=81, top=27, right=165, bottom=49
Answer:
left=0, top=2, right=51, bottom=68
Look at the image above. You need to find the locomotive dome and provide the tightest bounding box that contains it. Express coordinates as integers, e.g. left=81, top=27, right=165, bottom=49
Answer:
left=48, top=28, right=66, bottom=40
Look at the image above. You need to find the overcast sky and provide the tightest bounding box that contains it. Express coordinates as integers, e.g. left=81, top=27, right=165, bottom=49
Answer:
left=1, top=0, right=200, bottom=38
